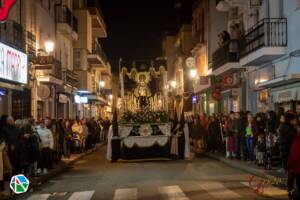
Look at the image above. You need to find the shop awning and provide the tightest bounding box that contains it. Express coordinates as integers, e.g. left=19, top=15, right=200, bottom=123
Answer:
left=271, top=88, right=298, bottom=103
left=258, top=74, right=300, bottom=88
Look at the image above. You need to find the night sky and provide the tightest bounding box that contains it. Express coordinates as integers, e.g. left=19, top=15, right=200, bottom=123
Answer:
left=100, top=0, right=193, bottom=72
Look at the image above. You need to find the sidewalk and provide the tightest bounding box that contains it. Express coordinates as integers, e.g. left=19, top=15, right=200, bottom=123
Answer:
left=205, top=153, right=287, bottom=180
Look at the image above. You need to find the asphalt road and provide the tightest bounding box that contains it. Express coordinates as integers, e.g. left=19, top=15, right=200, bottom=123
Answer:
left=21, top=146, right=288, bottom=200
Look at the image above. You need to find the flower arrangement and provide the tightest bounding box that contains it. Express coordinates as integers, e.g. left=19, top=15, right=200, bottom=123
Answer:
left=120, top=109, right=169, bottom=124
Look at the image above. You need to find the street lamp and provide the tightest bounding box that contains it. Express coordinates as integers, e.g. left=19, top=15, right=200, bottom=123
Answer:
left=44, top=40, right=55, bottom=53
left=109, top=94, right=113, bottom=100
left=99, top=81, right=105, bottom=88
left=190, top=68, right=198, bottom=79
left=170, top=80, right=177, bottom=89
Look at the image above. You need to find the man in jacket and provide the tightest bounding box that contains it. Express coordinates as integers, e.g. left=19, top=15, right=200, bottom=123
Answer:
left=2, top=116, right=21, bottom=175
left=279, top=112, right=297, bottom=171
left=233, top=112, right=244, bottom=160
left=37, top=120, right=54, bottom=175
left=288, top=128, right=300, bottom=199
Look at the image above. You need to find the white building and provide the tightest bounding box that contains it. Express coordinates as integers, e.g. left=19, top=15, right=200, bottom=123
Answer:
left=212, top=0, right=300, bottom=114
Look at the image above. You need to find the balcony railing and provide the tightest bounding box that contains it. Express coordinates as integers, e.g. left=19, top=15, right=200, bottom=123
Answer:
left=25, top=31, right=36, bottom=59
left=63, top=69, right=78, bottom=86
left=240, top=18, right=287, bottom=58
left=93, top=43, right=107, bottom=64
left=0, top=20, right=25, bottom=51
left=212, top=40, right=239, bottom=71
left=34, top=56, right=62, bottom=80
left=56, top=5, right=78, bottom=33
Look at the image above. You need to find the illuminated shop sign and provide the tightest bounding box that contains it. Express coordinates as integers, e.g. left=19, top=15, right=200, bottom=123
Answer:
left=75, top=95, right=88, bottom=104
left=0, top=42, right=28, bottom=84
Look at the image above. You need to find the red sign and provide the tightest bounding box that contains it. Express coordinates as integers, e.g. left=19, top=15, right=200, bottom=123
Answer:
left=212, top=88, right=223, bottom=101
left=0, top=0, right=16, bottom=22
left=222, top=75, right=234, bottom=87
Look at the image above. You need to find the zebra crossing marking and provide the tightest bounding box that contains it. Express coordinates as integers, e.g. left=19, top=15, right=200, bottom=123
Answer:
left=26, top=182, right=245, bottom=200
left=68, top=191, right=95, bottom=200
left=26, top=194, right=51, bottom=200
left=158, top=185, right=190, bottom=200
left=197, top=181, right=241, bottom=199
left=113, top=188, right=138, bottom=200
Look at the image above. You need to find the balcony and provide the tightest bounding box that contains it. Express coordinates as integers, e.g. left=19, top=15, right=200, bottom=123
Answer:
left=86, top=0, right=107, bottom=38
left=56, top=5, right=78, bottom=40
left=240, top=18, right=287, bottom=66
left=87, top=43, right=107, bottom=67
left=0, top=20, right=25, bottom=51
left=212, top=40, right=242, bottom=76
left=25, top=31, right=36, bottom=61
left=34, top=56, right=63, bottom=85
left=63, top=69, right=78, bottom=87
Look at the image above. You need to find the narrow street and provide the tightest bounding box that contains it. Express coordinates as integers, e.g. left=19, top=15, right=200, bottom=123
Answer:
left=21, top=146, right=287, bottom=200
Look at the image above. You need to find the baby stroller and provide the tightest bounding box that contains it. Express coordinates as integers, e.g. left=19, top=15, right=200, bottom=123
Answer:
left=265, top=132, right=280, bottom=170
left=72, top=132, right=82, bottom=153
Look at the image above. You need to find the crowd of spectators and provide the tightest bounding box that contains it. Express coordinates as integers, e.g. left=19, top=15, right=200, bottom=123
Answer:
left=186, top=109, right=300, bottom=199
left=0, top=115, right=111, bottom=198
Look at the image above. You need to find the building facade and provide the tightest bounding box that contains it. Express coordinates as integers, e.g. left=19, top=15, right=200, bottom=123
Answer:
left=214, top=0, right=297, bottom=114
left=0, top=0, right=112, bottom=120
left=191, top=0, right=228, bottom=115
left=73, top=0, right=112, bottom=119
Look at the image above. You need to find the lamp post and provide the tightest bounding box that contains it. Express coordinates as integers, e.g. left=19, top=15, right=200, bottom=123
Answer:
left=189, top=68, right=199, bottom=114
left=44, top=40, right=55, bottom=54
left=170, top=80, right=177, bottom=89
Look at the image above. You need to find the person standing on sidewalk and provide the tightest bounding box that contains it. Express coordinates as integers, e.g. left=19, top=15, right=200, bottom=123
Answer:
left=279, top=112, right=297, bottom=171
left=233, top=112, right=244, bottom=160
left=63, top=120, right=72, bottom=158
left=225, top=113, right=236, bottom=159
left=37, top=120, right=54, bottom=175
left=245, top=113, right=257, bottom=162
left=2, top=116, right=22, bottom=175
left=208, top=116, right=222, bottom=153
left=287, top=118, right=300, bottom=199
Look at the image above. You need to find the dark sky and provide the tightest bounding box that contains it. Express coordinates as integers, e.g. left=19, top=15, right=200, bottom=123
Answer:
left=100, top=0, right=193, bottom=72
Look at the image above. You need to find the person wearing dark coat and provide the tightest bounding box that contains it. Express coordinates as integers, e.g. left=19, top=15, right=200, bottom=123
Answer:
left=288, top=130, right=300, bottom=199
left=279, top=112, right=297, bottom=171
left=208, top=116, right=221, bottom=153
left=233, top=112, right=244, bottom=159
left=20, top=121, right=40, bottom=176
left=191, top=116, right=205, bottom=154
left=2, top=116, right=21, bottom=175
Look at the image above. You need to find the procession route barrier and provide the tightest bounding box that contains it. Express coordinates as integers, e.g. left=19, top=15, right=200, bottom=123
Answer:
left=248, top=175, right=287, bottom=195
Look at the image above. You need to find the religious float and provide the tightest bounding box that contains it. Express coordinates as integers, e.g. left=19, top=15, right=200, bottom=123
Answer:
left=112, top=63, right=171, bottom=161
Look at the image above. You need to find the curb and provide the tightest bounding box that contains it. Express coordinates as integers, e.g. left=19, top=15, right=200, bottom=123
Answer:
left=205, top=153, right=285, bottom=180
left=31, top=143, right=105, bottom=186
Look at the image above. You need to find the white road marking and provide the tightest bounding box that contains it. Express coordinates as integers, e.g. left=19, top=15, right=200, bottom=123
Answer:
left=158, top=185, right=189, bottom=200
left=53, top=192, right=68, bottom=196
left=113, top=188, right=138, bottom=200
left=27, top=194, right=51, bottom=200
left=68, top=191, right=95, bottom=200
left=198, top=182, right=241, bottom=199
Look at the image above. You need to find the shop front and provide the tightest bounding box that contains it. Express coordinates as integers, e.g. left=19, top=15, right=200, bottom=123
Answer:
left=0, top=41, right=29, bottom=118
left=221, top=88, right=240, bottom=113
